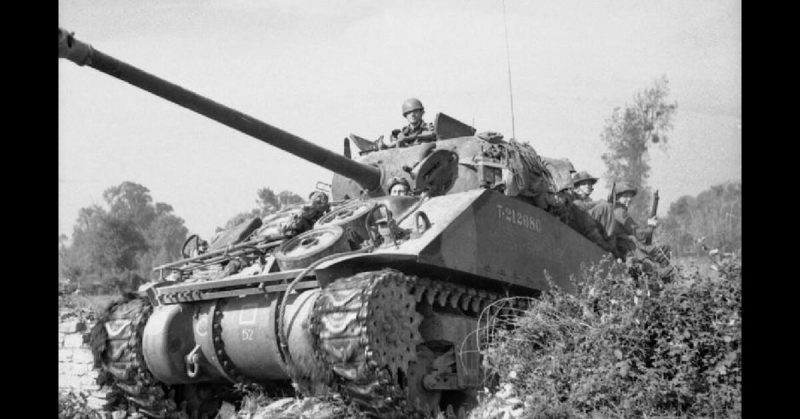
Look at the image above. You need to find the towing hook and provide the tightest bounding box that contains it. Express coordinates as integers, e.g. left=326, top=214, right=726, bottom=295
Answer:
left=185, top=344, right=202, bottom=378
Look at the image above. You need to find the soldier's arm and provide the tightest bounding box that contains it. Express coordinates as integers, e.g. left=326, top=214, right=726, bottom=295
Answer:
left=637, top=223, right=655, bottom=245
left=589, top=202, right=616, bottom=238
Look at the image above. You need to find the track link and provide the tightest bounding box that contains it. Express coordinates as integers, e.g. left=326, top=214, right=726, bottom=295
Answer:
left=89, top=295, right=182, bottom=418
left=311, top=269, right=520, bottom=418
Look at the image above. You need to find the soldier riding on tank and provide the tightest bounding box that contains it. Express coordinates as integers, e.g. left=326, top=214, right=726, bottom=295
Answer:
left=590, top=182, right=673, bottom=277
left=281, top=191, right=331, bottom=237
left=571, top=171, right=600, bottom=209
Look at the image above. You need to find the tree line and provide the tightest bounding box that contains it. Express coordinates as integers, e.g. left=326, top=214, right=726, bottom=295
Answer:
left=658, top=181, right=741, bottom=256
left=58, top=181, right=304, bottom=294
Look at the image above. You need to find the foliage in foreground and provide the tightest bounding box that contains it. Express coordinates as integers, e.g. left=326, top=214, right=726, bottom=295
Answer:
left=475, top=257, right=741, bottom=419
left=58, top=390, right=104, bottom=419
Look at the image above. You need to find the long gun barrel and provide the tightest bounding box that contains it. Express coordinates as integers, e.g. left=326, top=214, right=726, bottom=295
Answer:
left=58, top=28, right=382, bottom=193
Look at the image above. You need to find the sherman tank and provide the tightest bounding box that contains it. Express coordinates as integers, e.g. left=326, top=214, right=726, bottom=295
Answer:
left=59, top=28, right=609, bottom=418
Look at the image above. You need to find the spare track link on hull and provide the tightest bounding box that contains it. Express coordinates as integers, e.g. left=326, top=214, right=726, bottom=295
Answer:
left=311, top=269, right=511, bottom=418
left=91, top=296, right=180, bottom=418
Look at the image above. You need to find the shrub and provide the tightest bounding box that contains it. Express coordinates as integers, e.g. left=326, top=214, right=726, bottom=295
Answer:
left=58, top=390, right=104, bottom=419
left=477, top=256, right=741, bottom=418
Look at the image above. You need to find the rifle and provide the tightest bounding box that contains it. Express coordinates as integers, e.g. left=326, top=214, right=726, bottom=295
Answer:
left=644, top=189, right=659, bottom=245
left=650, top=190, right=660, bottom=218
left=608, top=181, right=616, bottom=204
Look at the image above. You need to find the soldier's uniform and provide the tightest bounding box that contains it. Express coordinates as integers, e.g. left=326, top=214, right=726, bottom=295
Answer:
left=567, top=202, right=616, bottom=254
left=281, top=191, right=331, bottom=238
left=590, top=183, right=671, bottom=273
left=533, top=163, right=615, bottom=254
left=571, top=171, right=601, bottom=211
left=392, top=121, right=436, bottom=146
left=390, top=97, right=437, bottom=147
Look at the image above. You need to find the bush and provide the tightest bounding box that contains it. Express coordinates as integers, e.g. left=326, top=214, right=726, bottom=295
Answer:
left=476, top=256, right=741, bottom=418
left=58, top=390, right=104, bottom=419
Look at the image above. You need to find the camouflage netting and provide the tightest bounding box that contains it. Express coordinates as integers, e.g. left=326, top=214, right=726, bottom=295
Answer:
left=503, top=139, right=554, bottom=197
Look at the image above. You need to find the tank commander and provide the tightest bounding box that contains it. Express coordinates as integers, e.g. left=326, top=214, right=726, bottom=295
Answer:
left=388, top=177, right=412, bottom=196
left=281, top=191, right=331, bottom=237
left=390, top=98, right=436, bottom=147
left=571, top=171, right=600, bottom=209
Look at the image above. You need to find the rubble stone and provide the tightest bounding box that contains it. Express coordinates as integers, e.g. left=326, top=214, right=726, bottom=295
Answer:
left=72, top=348, right=96, bottom=364
left=59, top=319, right=87, bottom=333
left=63, top=334, right=85, bottom=349
left=59, top=374, right=83, bottom=389
left=59, top=349, right=73, bottom=362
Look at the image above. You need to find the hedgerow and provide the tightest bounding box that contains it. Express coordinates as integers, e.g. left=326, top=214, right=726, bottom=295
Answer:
left=473, top=256, right=741, bottom=418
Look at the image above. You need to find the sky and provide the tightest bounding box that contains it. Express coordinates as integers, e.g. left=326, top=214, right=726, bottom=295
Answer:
left=59, top=0, right=741, bottom=242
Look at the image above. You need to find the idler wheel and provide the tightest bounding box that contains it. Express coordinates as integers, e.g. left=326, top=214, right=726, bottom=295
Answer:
left=274, top=226, right=350, bottom=270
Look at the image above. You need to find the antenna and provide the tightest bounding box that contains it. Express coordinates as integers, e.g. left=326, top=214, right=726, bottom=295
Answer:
left=502, top=0, right=516, bottom=139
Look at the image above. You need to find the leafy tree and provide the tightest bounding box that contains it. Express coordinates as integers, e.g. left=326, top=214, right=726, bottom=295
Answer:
left=601, top=76, right=678, bottom=220
left=60, top=181, right=189, bottom=294
left=659, top=181, right=741, bottom=256
left=62, top=204, right=149, bottom=293
left=103, top=181, right=158, bottom=228
left=256, top=187, right=280, bottom=214
left=141, top=212, right=191, bottom=269
left=217, top=188, right=305, bottom=232
left=256, top=187, right=304, bottom=215
left=277, top=190, right=305, bottom=209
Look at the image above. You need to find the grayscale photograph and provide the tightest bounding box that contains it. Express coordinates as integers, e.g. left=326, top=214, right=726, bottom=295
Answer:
left=59, top=1, right=741, bottom=418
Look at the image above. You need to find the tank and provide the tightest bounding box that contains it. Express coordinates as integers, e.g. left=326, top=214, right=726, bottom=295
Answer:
left=60, top=28, right=609, bottom=418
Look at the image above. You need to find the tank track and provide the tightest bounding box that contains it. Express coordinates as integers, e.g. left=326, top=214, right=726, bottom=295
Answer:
left=90, top=295, right=183, bottom=418
left=311, top=269, right=514, bottom=418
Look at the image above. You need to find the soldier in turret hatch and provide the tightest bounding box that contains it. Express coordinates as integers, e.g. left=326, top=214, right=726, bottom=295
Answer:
left=388, top=177, right=412, bottom=196
left=390, top=98, right=436, bottom=147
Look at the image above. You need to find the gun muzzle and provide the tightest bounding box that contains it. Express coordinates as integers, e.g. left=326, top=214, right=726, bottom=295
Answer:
left=59, top=28, right=94, bottom=66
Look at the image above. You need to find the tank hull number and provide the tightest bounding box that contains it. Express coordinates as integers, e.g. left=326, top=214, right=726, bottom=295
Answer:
left=496, top=204, right=541, bottom=232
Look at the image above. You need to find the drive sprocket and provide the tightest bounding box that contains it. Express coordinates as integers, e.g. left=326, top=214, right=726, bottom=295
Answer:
left=312, top=269, right=433, bottom=418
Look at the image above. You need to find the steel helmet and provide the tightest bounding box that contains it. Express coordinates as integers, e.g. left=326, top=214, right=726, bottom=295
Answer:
left=572, top=171, right=598, bottom=187
left=388, top=176, right=411, bottom=191
left=402, top=98, right=424, bottom=116
left=614, top=181, right=638, bottom=197
left=308, top=190, right=329, bottom=205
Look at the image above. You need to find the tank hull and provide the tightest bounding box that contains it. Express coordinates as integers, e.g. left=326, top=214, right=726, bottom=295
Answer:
left=316, top=189, right=608, bottom=294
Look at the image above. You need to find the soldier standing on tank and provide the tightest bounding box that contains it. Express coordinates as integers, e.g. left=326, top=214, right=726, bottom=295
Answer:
left=390, top=98, right=436, bottom=147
